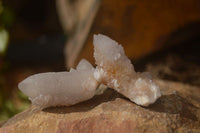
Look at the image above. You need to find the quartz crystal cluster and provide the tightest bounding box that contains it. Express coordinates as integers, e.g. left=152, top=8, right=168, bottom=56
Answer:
left=18, top=34, right=161, bottom=107
left=93, top=34, right=161, bottom=106
left=18, top=59, right=99, bottom=107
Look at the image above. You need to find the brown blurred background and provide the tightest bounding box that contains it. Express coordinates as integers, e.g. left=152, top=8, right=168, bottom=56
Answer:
left=0, top=0, right=200, bottom=121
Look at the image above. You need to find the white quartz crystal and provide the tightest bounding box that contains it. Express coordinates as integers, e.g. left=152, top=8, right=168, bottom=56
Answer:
left=18, top=59, right=99, bottom=108
left=93, top=34, right=161, bottom=106
left=18, top=34, right=161, bottom=108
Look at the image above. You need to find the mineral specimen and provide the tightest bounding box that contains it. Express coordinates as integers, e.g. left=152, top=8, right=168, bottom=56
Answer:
left=18, top=34, right=161, bottom=107
left=93, top=34, right=161, bottom=106
left=18, top=59, right=99, bottom=108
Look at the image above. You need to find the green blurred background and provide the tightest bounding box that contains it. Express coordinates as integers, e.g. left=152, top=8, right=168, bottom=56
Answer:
left=0, top=0, right=64, bottom=121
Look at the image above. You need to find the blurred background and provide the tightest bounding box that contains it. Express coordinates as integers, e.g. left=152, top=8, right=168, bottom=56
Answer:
left=0, top=0, right=200, bottom=122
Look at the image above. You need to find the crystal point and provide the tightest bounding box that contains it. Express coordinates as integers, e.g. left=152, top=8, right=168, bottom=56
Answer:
left=93, top=34, right=161, bottom=106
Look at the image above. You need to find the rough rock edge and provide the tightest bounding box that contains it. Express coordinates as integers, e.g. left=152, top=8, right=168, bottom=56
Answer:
left=1, top=79, right=200, bottom=133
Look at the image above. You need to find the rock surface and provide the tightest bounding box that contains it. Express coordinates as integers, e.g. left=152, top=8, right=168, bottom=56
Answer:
left=1, top=79, right=200, bottom=133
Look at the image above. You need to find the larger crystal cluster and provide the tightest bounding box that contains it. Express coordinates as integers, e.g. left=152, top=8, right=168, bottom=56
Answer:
left=93, top=34, right=161, bottom=106
left=18, top=34, right=161, bottom=108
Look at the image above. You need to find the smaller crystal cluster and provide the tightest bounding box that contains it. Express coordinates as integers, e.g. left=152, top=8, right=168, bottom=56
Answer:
left=18, top=59, right=99, bottom=108
left=18, top=34, right=161, bottom=108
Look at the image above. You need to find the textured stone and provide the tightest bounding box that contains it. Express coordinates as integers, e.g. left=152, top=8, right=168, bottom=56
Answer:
left=1, top=79, right=200, bottom=133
